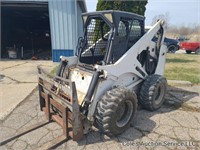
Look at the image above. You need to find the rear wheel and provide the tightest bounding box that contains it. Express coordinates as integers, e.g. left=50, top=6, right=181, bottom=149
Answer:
left=167, top=45, right=177, bottom=53
left=139, top=74, right=167, bottom=111
left=195, top=48, right=200, bottom=54
left=95, top=88, right=137, bottom=136
left=186, top=50, right=192, bottom=54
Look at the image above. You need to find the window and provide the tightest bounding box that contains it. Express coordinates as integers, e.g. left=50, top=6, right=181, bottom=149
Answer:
left=129, top=20, right=142, bottom=42
left=118, top=21, right=127, bottom=36
left=79, top=17, right=111, bottom=64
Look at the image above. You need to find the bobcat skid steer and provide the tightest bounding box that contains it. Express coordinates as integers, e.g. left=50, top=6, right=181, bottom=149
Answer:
left=38, top=10, right=167, bottom=141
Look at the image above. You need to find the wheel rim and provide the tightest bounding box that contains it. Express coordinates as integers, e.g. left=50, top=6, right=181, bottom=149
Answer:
left=168, top=45, right=176, bottom=53
left=116, top=100, right=133, bottom=128
left=154, top=84, right=165, bottom=105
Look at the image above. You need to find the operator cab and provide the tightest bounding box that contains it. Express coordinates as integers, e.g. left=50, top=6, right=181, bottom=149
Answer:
left=77, top=10, right=145, bottom=66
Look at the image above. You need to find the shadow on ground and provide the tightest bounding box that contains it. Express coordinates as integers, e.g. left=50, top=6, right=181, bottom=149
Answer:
left=0, top=85, right=199, bottom=149
left=72, top=85, right=199, bottom=147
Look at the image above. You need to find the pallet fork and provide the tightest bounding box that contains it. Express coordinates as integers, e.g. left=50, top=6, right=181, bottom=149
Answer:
left=38, top=66, right=83, bottom=141
left=0, top=66, right=84, bottom=148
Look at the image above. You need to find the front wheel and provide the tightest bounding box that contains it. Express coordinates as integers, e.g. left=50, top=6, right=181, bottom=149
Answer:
left=139, top=74, right=167, bottom=111
left=186, top=50, right=192, bottom=54
left=95, top=88, right=137, bottom=136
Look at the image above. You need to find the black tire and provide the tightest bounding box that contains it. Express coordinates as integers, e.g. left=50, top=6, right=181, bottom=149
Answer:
left=56, top=61, right=69, bottom=78
left=95, top=87, right=137, bottom=136
left=167, top=45, right=177, bottom=53
left=195, top=48, right=200, bottom=54
left=186, top=50, right=192, bottom=54
left=139, top=74, right=167, bottom=111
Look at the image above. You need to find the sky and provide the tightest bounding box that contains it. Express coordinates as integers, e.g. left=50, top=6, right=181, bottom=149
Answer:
left=85, top=0, right=200, bottom=27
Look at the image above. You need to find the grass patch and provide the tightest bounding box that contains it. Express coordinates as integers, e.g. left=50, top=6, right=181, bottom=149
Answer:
left=166, top=58, right=196, bottom=63
left=50, top=54, right=200, bottom=84
left=165, top=53, right=200, bottom=84
left=50, top=66, right=58, bottom=75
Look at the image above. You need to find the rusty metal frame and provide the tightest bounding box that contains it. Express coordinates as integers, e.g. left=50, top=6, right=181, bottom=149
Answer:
left=37, top=66, right=83, bottom=141
left=0, top=67, right=84, bottom=148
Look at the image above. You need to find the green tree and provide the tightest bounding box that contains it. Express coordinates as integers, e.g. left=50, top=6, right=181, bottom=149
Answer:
left=96, top=0, right=148, bottom=16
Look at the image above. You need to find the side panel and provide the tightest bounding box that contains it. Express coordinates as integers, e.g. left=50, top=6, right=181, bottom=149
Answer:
left=155, top=44, right=167, bottom=75
left=96, top=20, right=166, bottom=77
left=113, top=72, right=140, bottom=88
left=180, top=42, right=200, bottom=51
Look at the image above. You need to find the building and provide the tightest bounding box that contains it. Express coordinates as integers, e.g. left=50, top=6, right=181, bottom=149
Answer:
left=1, top=0, right=87, bottom=62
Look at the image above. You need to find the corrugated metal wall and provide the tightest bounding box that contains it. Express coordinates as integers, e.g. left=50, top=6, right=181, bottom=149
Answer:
left=48, top=0, right=85, bottom=62
left=1, top=0, right=86, bottom=62
left=76, top=2, right=84, bottom=39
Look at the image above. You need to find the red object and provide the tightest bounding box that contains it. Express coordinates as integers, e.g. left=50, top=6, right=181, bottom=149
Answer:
left=31, top=56, right=38, bottom=60
left=179, top=42, right=200, bottom=52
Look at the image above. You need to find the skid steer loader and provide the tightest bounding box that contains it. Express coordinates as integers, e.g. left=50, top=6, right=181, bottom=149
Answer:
left=38, top=10, right=167, bottom=141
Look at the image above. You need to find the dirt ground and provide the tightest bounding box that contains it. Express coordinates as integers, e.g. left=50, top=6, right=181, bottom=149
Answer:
left=0, top=85, right=200, bottom=150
